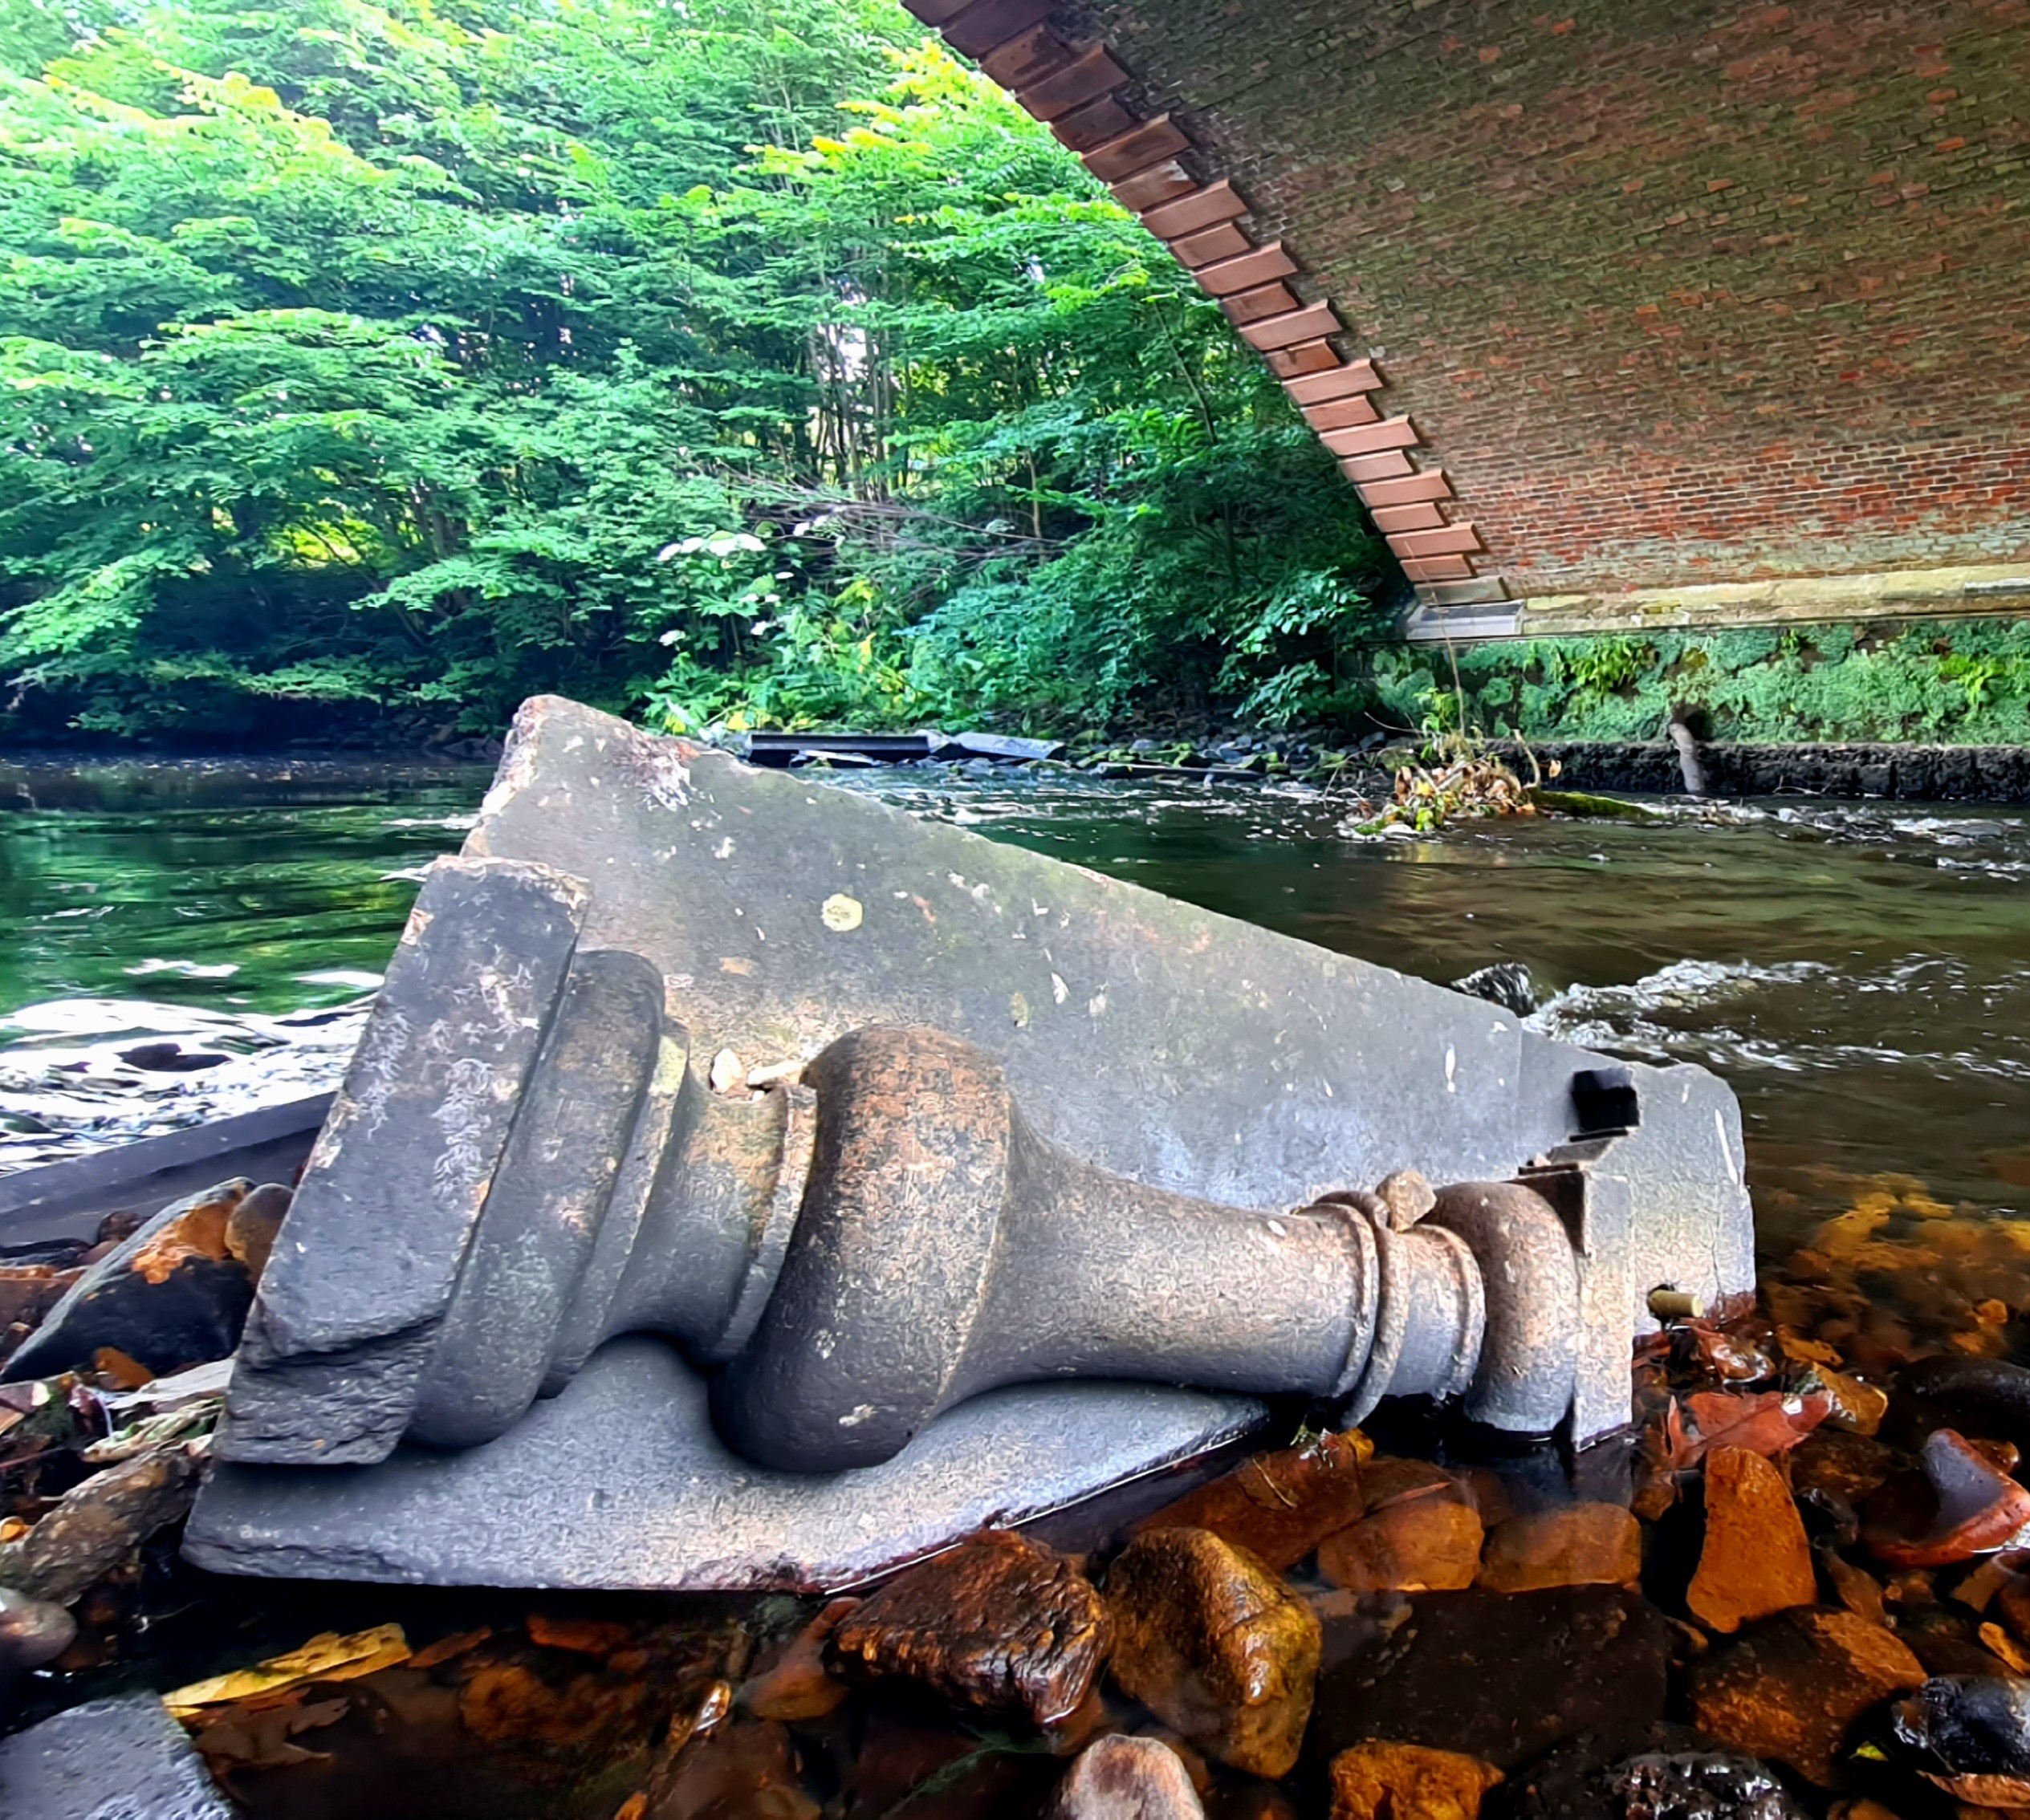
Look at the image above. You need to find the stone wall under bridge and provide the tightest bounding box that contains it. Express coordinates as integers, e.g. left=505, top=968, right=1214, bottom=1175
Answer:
left=904, top=0, right=2030, bottom=640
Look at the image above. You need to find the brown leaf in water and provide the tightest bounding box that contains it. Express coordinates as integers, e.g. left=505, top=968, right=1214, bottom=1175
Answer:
left=190, top=1696, right=350, bottom=1769
left=1678, top=1321, right=1776, bottom=1383
left=1982, top=1621, right=2030, bottom=1676
left=1665, top=1390, right=1832, bottom=1469
left=1777, top=1327, right=1845, bottom=1369
left=1922, top=1770, right=2030, bottom=1807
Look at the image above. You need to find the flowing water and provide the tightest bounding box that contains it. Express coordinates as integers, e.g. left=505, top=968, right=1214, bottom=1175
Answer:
left=2, top=754, right=2027, bottom=1262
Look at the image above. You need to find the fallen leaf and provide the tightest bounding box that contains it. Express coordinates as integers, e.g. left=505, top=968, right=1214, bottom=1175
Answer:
left=165, top=1624, right=411, bottom=1716
left=1666, top=1390, right=1832, bottom=1469
left=190, top=1696, right=349, bottom=1770
left=92, top=1348, right=153, bottom=1391
left=1982, top=1621, right=2030, bottom=1675
left=410, top=1627, right=491, bottom=1670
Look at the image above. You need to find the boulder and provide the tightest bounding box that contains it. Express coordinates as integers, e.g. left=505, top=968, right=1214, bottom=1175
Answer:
left=830, top=1530, right=1110, bottom=1726
left=1105, top=1527, right=1321, bottom=1779
left=1689, top=1607, right=1926, bottom=1786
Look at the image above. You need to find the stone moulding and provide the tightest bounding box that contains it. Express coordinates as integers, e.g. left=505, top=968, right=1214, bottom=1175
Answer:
left=897, top=0, right=1509, bottom=617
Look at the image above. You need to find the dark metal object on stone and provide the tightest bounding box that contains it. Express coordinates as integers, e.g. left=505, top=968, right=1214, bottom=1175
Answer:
left=192, top=695, right=1754, bottom=1589
left=0, top=1693, right=238, bottom=1819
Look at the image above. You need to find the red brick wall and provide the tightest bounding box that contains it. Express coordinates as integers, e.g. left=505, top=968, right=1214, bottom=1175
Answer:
left=1023, top=0, right=2030, bottom=601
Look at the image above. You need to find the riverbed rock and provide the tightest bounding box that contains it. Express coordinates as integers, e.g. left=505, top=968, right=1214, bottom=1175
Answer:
left=1478, top=1504, right=1641, bottom=1594
left=1328, top=1741, right=1503, bottom=1820
left=1688, top=1448, right=1818, bottom=1632
left=1317, top=1487, right=1483, bottom=1594
left=0, top=1585, right=75, bottom=1704
left=2, top=1179, right=265, bottom=1382
left=1314, top=1586, right=1672, bottom=1771
left=0, top=1442, right=202, bottom=1604
left=1891, top=1675, right=2030, bottom=1807
left=1688, top=1607, right=1926, bottom=1786
left=1105, top=1527, right=1321, bottom=1778
left=830, top=1529, right=1110, bottom=1726
left=1134, top=1433, right=1366, bottom=1570
left=1491, top=1734, right=1807, bottom=1820
left=647, top=1718, right=820, bottom=1820
left=744, top=1598, right=858, bottom=1721
left=1867, top=1429, right=2030, bottom=1568
left=1048, top=1735, right=1204, bottom=1820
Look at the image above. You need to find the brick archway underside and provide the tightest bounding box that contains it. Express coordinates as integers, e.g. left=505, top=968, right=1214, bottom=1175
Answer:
left=910, top=0, right=2030, bottom=637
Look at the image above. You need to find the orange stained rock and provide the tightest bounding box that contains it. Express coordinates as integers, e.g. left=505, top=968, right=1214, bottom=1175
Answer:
left=1328, top=1741, right=1504, bottom=1820
left=1688, top=1448, right=1818, bottom=1633
left=1316, top=1493, right=1483, bottom=1595
left=130, top=1184, right=242, bottom=1286
left=1477, top=1504, right=1641, bottom=1594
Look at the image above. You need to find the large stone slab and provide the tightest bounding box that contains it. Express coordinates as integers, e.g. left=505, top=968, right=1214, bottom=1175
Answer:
left=188, top=1337, right=1263, bottom=1590
left=0, top=1692, right=237, bottom=1819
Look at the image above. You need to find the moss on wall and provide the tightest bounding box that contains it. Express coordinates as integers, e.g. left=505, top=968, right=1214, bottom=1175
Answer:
left=1363, top=618, right=2030, bottom=745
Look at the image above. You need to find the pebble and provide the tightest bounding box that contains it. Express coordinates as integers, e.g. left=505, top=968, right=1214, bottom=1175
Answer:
left=1891, top=1675, right=2030, bottom=1808
left=1477, top=1504, right=1641, bottom=1594
left=1689, top=1607, right=1926, bottom=1786
left=1048, top=1735, right=1205, bottom=1820
left=1328, top=1741, right=1503, bottom=1820
left=1105, top=1526, right=1321, bottom=1779
left=831, top=1529, right=1111, bottom=1726
left=1317, top=1490, right=1483, bottom=1595
left=1134, top=1433, right=1367, bottom=1571
left=1688, top=1448, right=1818, bottom=1632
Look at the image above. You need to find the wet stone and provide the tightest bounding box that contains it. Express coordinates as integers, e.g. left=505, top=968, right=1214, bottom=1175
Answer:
left=1048, top=1735, right=1205, bottom=1820
left=1491, top=1733, right=1807, bottom=1820
left=1688, top=1447, right=1818, bottom=1632
left=743, top=1597, right=858, bottom=1722
left=1317, top=1488, right=1483, bottom=1595
left=1328, top=1741, right=1503, bottom=1820
left=647, top=1719, right=820, bottom=1820
left=0, top=1442, right=201, bottom=1605
left=1792, top=1427, right=1898, bottom=1509
left=1866, top=1428, right=2030, bottom=1568
left=831, top=1529, right=1110, bottom=1726
left=1134, top=1433, right=1366, bottom=1570
left=1892, top=1675, right=2030, bottom=1807
left=2, top=1179, right=262, bottom=1383
left=1688, top=1607, right=1926, bottom=1786
left=1313, top=1586, right=1671, bottom=1772
left=0, top=1585, right=75, bottom=1699
left=1477, top=1504, right=1641, bottom=1594
left=1105, top=1526, right=1321, bottom=1780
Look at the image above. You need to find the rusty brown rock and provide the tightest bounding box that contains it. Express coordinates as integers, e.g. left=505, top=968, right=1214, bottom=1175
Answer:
left=744, top=1598, right=858, bottom=1721
left=1792, top=1428, right=1898, bottom=1508
left=1327, top=1741, right=1503, bottom=1820
left=831, top=1530, right=1109, bottom=1726
left=1688, top=1448, right=1818, bottom=1632
left=1134, top=1432, right=1366, bottom=1570
left=1048, top=1734, right=1205, bottom=1820
left=1688, top=1607, right=1926, bottom=1786
left=1106, top=1526, right=1321, bottom=1779
left=1477, top=1504, right=1641, bottom=1594
left=1317, top=1490, right=1483, bottom=1595
left=1868, top=1430, right=2030, bottom=1570
left=0, top=1443, right=201, bottom=1604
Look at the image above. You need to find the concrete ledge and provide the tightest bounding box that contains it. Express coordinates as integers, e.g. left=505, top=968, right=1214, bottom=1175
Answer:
left=1511, top=563, right=2030, bottom=639
left=1513, top=741, right=2030, bottom=802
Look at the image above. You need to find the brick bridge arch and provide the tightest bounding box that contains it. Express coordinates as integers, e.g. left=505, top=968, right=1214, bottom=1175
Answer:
left=905, top=0, right=2030, bottom=638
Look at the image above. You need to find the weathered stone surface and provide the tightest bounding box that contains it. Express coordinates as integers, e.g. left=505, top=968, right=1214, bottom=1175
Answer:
left=1106, top=1527, right=1321, bottom=1779
left=1477, top=1504, right=1641, bottom=1595
left=1316, top=1586, right=1672, bottom=1771
left=2, top=1180, right=258, bottom=1383
left=189, top=1339, right=1263, bottom=1591
left=1133, top=1433, right=1366, bottom=1570
left=831, top=1530, right=1110, bottom=1725
left=0, top=1443, right=201, bottom=1604
left=1689, top=1607, right=1926, bottom=1786
left=1688, top=1448, right=1817, bottom=1633
left=1048, top=1735, right=1205, bottom=1820
left=0, top=1692, right=237, bottom=1820
left=1328, top=1741, right=1503, bottom=1820
left=1317, top=1491, right=1483, bottom=1595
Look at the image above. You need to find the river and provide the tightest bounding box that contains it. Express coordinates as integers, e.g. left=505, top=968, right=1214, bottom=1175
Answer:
left=2, top=754, right=2025, bottom=1265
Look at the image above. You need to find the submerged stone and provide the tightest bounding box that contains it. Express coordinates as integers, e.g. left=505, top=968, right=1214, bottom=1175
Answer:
left=1106, top=1527, right=1321, bottom=1779
left=1317, top=1490, right=1484, bottom=1595
left=829, top=1530, right=1110, bottom=1726
left=1134, top=1432, right=1367, bottom=1570
left=1687, top=1448, right=1817, bottom=1632
left=1688, top=1607, right=1925, bottom=1786
left=1477, top=1504, right=1641, bottom=1595
left=1328, top=1741, right=1503, bottom=1820
left=1048, top=1736, right=1204, bottom=1820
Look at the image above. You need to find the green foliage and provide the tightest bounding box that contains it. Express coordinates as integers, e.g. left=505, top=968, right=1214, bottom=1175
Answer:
left=0, top=0, right=1389, bottom=741
left=1369, top=620, right=2030, bottom=747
